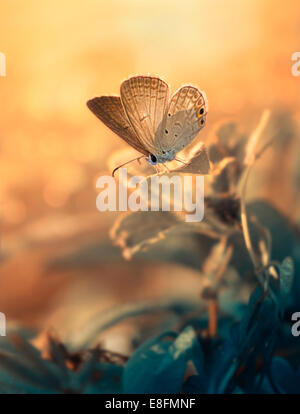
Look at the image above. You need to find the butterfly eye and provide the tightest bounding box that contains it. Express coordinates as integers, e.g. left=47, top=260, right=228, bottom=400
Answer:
left=150, top=154, right=157, bottom=164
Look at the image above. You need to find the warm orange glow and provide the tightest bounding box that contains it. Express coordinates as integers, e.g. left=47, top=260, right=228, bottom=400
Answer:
left=0, top=0, right=299, bottom=327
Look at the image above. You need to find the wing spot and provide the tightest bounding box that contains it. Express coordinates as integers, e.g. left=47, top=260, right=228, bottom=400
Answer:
left=165, top=129, right=169, bottom=134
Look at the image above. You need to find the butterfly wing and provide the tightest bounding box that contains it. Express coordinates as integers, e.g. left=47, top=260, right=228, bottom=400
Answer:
left=159, top=86, right=207, bottom=153
left=120, top=76, right=169, bottom=154
left=87, top=96, right=148, bottom=155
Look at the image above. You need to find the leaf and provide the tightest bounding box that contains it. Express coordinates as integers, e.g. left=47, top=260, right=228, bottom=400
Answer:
left=122, top=326, right=203, bottom=394
left=110, top=211, right=180, bottom=258
left=209, top=157, right=238, bottom=193
left=0, top=349, right=61, bottom=393
left=205, top=195, right=241, bottom=227
left=169, top=326, right=204, bottom=374
left=110, top=209, right=218, bottom=269
left=278, top=257, right=294, bottom=309
left=183, top=375, right=208, bottom=394
left=215, top=122, right=240, bottom=147
left=248, top=202, right=298, bottom=263
left=207, top=121, right=247, bottom=169
left=122, top=331, right=176, bottom=394
left=270, top=357, right=300, bottom=394
left=248, top=200, right=300, bottom=306
left=169, top=143, right=210, bottom=174
left=81, top=363, right=123, bottom=394
left=208, top=286, right=279, bottom=393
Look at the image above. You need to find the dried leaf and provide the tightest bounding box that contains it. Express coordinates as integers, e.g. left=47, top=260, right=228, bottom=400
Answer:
left=110, top=211, right=180, bottom=258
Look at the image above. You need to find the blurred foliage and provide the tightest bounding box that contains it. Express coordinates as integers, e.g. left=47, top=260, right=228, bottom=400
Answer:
left=0, top=111, right=300, bottom=394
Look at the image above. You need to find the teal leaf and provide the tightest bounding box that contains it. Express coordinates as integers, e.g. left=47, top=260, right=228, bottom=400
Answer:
left=279, top=257, right=294, bottom=311
left=123, top=326, right=203, bottom=394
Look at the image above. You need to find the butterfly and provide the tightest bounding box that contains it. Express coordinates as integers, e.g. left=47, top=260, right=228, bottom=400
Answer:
left=87, top=76, right=207, bottom=176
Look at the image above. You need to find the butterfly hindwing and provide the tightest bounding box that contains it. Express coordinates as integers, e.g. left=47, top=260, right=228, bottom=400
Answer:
left=161, top=86, right=207, bottom=153
left=120, top=76, right=169, bottom=154
left=87, top=96, right=148, bottom=155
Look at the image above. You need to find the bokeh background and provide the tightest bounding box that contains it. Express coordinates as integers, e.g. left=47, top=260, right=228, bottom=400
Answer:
left=0, top=0, right=299, bottom=353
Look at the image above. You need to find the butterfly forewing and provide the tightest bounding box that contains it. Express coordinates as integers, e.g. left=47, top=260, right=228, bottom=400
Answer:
left=161, top=86, right=207, bottom=153
left=87, top=96, right=148, bottom=155
left=120, top=76, right=169, bottom=154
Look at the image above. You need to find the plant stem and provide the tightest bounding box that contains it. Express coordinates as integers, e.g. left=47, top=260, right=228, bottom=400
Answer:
left=208, top=299, right=218, bottom=337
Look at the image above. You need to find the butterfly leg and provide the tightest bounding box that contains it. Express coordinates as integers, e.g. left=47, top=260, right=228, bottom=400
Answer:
left=163, top=163, right=171, bottom=173
left=175, top=157, right=189, bottom=166
left=154, top=165, right=160, bottom=174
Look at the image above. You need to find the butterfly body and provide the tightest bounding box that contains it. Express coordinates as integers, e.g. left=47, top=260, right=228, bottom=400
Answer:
left=87, top=76, right=207, bottom=174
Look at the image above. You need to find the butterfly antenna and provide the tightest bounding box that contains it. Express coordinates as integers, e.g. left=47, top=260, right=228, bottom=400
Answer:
left=112, top=155, right=145, bottom=177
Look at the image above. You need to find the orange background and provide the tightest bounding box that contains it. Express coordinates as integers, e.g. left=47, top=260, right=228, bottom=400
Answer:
left=0, top=0, right=299, bottom=349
